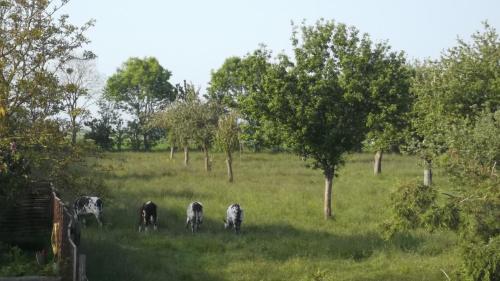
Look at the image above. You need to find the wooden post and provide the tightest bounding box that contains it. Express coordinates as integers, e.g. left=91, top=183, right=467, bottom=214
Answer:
left=78, top=254, right=86, bottom=281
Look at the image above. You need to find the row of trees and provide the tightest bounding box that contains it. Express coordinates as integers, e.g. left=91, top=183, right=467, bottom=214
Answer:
left=206, top=21, right=413, bottom=218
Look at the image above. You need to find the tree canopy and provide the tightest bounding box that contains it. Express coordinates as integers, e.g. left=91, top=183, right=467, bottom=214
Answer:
left=105, top=57, right=175, bottom=150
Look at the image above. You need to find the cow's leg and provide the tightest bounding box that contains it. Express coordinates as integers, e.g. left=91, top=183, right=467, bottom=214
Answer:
left=186, top=217, right=190, bottom=229
left=95, top=213, right=103, bottom=228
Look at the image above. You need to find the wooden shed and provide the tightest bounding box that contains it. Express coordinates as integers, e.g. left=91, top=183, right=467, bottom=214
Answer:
left=0, top=182, right=52, bottom=249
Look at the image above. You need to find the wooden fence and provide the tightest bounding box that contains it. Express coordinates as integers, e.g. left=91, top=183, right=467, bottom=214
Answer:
left=0, top=184, right=88, bottom=281
left=51, top=191, right=88, bottom=281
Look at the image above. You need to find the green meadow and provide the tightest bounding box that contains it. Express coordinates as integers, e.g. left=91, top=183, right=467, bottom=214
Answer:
left=80, top=152, right=460, bottom=281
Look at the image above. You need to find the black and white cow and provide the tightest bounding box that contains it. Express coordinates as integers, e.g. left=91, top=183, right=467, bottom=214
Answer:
left=138, top=201, right=158, bottom=232
left=185, top=201, right=203, bottom=233
left=73, top=196, right=103, bottom=227
left=224, top=203, right=244, bottom=234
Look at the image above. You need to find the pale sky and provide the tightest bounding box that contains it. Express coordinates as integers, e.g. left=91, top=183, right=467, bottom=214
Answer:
left=60, top=0, right=500, bottom=93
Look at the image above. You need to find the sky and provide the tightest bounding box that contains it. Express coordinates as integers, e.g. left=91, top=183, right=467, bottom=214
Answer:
left=60, top=0, right=500, bottom=94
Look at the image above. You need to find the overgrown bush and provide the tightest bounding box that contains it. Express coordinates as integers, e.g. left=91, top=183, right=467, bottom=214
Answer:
left=0, top=242, right=54, bottom=277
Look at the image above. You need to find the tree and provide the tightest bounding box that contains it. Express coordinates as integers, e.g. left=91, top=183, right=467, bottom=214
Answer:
left=207, top=48, right=282, bottom=150
left=84, top=99, right=117, bottom=150
left=386, top=23, right=500, bottom=281
left=258, top=20, right=386, bottom=218
left=59, top=58, right=100, bottom=145
left=409, top=22, right=500, bottom=186
left=104, top=57, right=175, bottom=150
left=215, top=112, right=239, bottom=182
left=0, top=0, right=94, bottom=137
left=155, top=83, right=220, bottom=170
left=364, top=48, right=413, bottom=175
left=0, top=0, right=95, bottom=204
left=191, top=101, right=220, bottom=171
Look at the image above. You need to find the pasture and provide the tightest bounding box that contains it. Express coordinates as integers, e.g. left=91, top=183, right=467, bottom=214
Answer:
left=80, top=152, right=460, bottom=281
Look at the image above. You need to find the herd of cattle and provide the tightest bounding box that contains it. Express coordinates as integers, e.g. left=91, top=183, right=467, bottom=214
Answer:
left=73, top=196, right=245, bottom=234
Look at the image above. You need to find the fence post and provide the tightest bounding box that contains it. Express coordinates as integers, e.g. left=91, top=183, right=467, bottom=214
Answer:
left=78, top=254, right=86, bottom=281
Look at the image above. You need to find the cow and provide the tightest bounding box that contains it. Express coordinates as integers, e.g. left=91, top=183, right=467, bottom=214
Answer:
left=73, top=196, right=103, bottom=227
left=185, top=201, right=203, bottom=233
left=139, top=201, right=158, bottom=232
left=224, top=203, right=244, bottom=234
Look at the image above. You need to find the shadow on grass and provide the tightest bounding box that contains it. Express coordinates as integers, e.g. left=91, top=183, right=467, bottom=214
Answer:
left=106, top=170, right=177, bottom=181
left=81, top=207, right=425, bottom=281
left=81, top=236, right=224, bottom=281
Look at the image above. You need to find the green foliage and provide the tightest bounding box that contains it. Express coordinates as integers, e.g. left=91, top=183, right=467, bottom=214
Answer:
left=393, top=25, right=500, bottom=280
left=0, top=243, right=54, bottom=277
left=0, top=0, right=94, bottom=135
left=384, top=181, right=461, bottom=237
left=364, top=49, right=413, bottom=153
left=259, top=20, right=391, bottom=179
left=104, top=57, right=175, bottom=150
left=215, top=112, right=239, bottom=155
left=441, top=110, right=500, bottom=186
left=461, top=236, right=500, bottom=281
left=84, top=100, right=117, bottom=150
left=387, top=182, right=437, bottom=231
left=207, top=48, right=281, bottom=150
left=156, top=83, right=221, bottom=151
left=84, top=118, right=114, bottom=151
left=407, top=22, right=500, bottom=164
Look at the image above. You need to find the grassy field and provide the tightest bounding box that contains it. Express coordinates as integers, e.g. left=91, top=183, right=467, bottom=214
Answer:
left=80, top=151, right=460, bottom=281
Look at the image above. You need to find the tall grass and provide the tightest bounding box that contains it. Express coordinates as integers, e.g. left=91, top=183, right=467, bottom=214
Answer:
left=80, top=152, right=460, bottom=281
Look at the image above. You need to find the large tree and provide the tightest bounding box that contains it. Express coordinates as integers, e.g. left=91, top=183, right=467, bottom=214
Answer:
left=0, top=0, right=96, bottom=206
left=104, top=57, right=175, bottom=150
left=258, top=20, right=394, bottom=218
left=0, top=0, right=94, bottom=138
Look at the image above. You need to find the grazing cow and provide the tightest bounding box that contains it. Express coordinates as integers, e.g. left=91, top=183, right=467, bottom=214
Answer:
left=224, top=203, right=244, bottom=234
left=73, top=196, right=103, bottom=227
left=139, top=201, right=158, bottom=232
left=185, top=201, right=203, bottom=233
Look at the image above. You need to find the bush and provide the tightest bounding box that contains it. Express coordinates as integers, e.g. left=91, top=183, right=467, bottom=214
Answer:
left=0, top=242, right=54, bottom=277
left=461, top=235, right=500, bottom=281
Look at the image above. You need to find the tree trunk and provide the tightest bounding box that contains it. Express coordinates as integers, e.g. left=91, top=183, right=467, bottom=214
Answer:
left=184, top=145, right=189, bottom=166
left=239, top=142, right=242, bottom=160
left=324, top=169, right=334, bottom=219
left=424, top=168, right=432, bottom=186
left=70, top=116, right=77, bottom=146
left=374, top=150, right=383, bottom=175
left=226, top=151, right=233, bottom=182
left=423, top=160, right=432, bottom=186
left=203, top=145, right=211, bottom=172
left=143, top=134, right=150, bottom=151
left=170, top=146, right=174, bottom=160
